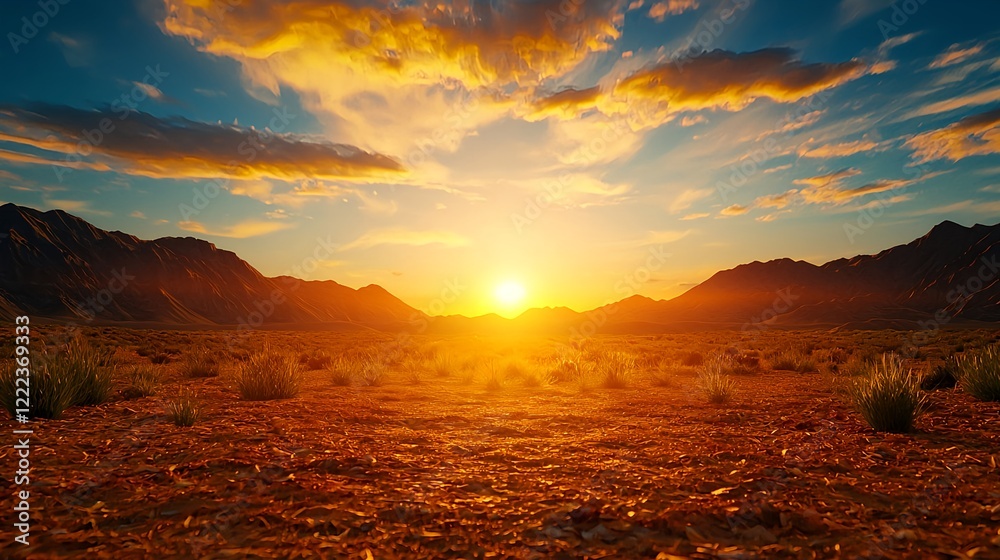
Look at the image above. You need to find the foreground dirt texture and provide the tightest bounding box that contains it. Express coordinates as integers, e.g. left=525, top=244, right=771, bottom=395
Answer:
left=3, top=359, right=1000, bottom=558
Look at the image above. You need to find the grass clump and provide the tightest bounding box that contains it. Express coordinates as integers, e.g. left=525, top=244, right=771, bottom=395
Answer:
left=359, top=354, right=387, bottom=387
left=328, top=357, right=355, bottom=386
left=955, top=345, right=1000, bottom=401
left=699, top=357, right=738, bottom=404
left=122, top=364, right=161, bottom=399
left=770, top=351, right=819, bottom=373
left=851, top=354, right=924, bottom=433
left=1, top=355, right=76, bottom=420
left=63, top=341, right=116, bottom=406
left=431, top=354, right=454, bottom=377
left=597, top=352, right=636, bottom=389
left=183, top=351, right=220, bottom=378
left=164, top=394, right=201, bottom=427
left=234, top=345, right=302, bottom=401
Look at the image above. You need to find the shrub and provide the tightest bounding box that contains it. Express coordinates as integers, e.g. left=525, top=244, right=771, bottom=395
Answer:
left=597, top=352, right=635, bottom=389
left=234, top=345, right=302, bottom=401
left=64, top=341, right=116, bottom=406
left=851, top=354, right=925, bottom=433
left=164, top=394, right=201, bottom=426
left=183, top=351, right=220, bottom=378
left=328, top=358, right=355, bottom=387
left=122, top=364, right=161, bottom=399
left=700, top=357, right=737, bottom=404
left=955, top=345, right=1000, bottom=401
left=483, top=360, right=505, bottom=391
left=770, top=351, right=819, bottom=373
left=431, top=355, right=454, bottom=377
left=0, top=355, right=77, bottom=420
left=549, top=359, right=581, bottom=383
left=359, top=355, right=387, bottom=387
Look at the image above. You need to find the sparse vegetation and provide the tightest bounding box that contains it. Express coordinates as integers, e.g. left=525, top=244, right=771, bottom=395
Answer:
left=851, top=354, right=925, bottom=433
left=699, top=358, right=737, bottom=404
left=328, top=357, right=355, bottom=386
left=359, top=354, right=387, bottom=387
left=596, top=352, right=635, bottom=389
left=164, top=393, right=201, bottom=426
left=234, top=345, right=302, bottom=400
left=122, top=364, right=161, bottom=399
left=770, top=351, right=819, bottom=373
left=183, top=350, right=220, bottom=378
left=955, top=345, right=1000, bottom=401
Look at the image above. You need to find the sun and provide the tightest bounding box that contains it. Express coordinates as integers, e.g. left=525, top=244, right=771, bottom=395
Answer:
left=494, top=280, right=527, bottom=308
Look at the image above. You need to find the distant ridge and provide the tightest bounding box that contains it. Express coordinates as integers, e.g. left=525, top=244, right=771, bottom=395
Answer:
left=1, top=202, right=997, bottom=331
left=0, top=203, right=422, bottom=329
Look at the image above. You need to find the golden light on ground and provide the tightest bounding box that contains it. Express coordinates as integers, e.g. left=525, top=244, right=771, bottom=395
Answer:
left=494, top=280, right=527, bottom=311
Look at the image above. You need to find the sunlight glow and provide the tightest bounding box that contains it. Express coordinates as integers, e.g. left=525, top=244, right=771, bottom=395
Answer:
left=494, top=280, right=527, bottom=308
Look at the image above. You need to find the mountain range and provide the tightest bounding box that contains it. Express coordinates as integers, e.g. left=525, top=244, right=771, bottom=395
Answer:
left=1, top=202, right=997, bottom=332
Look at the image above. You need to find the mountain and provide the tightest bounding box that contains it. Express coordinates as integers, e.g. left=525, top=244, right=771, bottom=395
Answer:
left=0, top=203, right=422, bottom=329
left=589, top=219, right=1000, bottom=330
left=2, top=202, right=997, bottom=331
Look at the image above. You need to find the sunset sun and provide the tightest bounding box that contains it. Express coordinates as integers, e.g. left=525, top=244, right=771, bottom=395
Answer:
left=494, top=280, right=527, bottom=308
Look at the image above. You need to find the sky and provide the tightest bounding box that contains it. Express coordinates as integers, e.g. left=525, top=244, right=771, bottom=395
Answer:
left=0, top=0, right=998, bottom=318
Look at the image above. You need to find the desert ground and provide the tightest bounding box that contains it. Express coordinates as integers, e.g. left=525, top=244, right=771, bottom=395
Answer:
left=3, top=326, right=1000, bottom=559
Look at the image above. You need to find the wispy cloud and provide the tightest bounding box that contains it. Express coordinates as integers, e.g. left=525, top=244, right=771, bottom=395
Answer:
left=906, top=108, right=1000, bottom=163
left=338, top=228, right=471, bottom=251
left=177, top=219, right=294, bottom=238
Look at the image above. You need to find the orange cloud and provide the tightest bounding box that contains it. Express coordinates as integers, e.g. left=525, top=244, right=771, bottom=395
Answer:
left=648, top=0, right=698, bottom=21
left=530, top=49, right=869, bottom=128
left=929, top=43, right=985, bottom=69
left=797, top=139, right=880, bottom=158
left=799, top=178, right=909, bottom=205
left=720, top=204, right=749, bottom=216
left=792, top=168, right=862, bottom=187
left=178, top=219, right=294, bottom=238
left=0, top=104, right=403, bottom=183
left=905, top=108, right=1000, bottom=163
left=160, top=0, right=625, bottom=154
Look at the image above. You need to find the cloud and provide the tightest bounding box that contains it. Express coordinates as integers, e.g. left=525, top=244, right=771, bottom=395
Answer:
left=130, top=81, right=179, bottom=105
left=532, top=49, right=870, bottom=128
left=905, top=108, right=1000, bottom=163
left=899, top=199, right=1000, bottom=217
left=797, top=139, right=880, bottom=158
left=680, top=114, right=707, bottom=127
left=669, top=187, right=712, bottom=213
left=0, top=169, right=21, bottom=181
left=648, top=0, right=698, bottom=22
left=160, top=0, right=625, bottom=154
left=838, top=0, right=894, bottom=26
left=904, top=85, right=1000, bottom=119
left=929, top=43, right=985, bottom=69
left=177, top=219, right=294, bottom=238
left=0, top=104, right=403, bottom=183
left=41, top=198, right=111, bottom=216
left=526, top=87, right=602, bottom=121
left=753, top=190, right=799, bottom=209
left=719, top=204, right=749, bottom=216
left=48, top=32, right=92, bottom=67
left=792, top=167, right=862, bottom=187
left=338, top=228, right=471, bottom=251
left=130, top=211, right=147, bottom=219
left=680, top=212, right=709, bottom=220
left=799, top=178, right=910, bottom=205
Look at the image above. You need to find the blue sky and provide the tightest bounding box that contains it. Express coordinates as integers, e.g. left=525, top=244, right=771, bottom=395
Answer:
left=1, top=0, right=998, bottom=317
